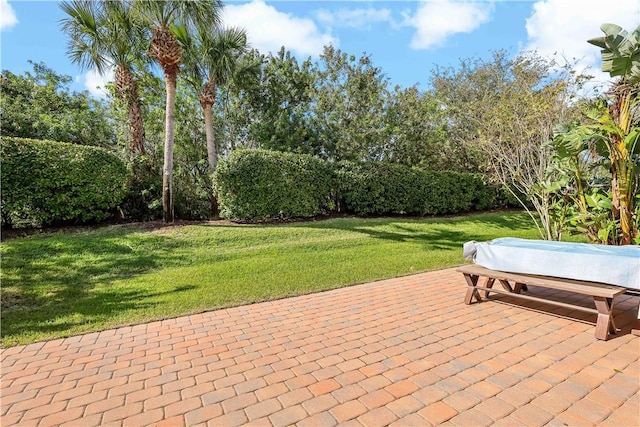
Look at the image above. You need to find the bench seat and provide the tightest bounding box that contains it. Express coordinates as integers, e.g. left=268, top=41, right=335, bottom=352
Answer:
left=456, top=264, right=627, bottom=340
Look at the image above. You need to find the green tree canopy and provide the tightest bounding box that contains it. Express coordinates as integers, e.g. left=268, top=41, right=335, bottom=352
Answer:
left=0, top=61, right=115, bottom=148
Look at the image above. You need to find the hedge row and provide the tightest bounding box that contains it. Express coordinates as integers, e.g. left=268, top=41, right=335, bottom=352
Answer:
left=215, top=149, right=496, bottom=221
left=335, top=161, right=495, bottom=216
left=214, top=149, right=335, bottom=220
left=1, top=137, right=127, bottom=227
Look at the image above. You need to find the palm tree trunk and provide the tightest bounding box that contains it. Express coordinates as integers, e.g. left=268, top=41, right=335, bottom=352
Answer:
left=115, top=65, right=146, bottom=156
left=203, top=102, right=220, bottom=218
left=162, top=71, right=177, bottom=223
left=128, top=96, right=146, bottom=155
left=203, top=104, right=218, bottom=174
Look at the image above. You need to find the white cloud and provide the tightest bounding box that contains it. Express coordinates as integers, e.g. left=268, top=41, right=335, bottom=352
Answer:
left=404, top=0, right=494, bottom=50
left=525, top=0, right=640, bottom=92
left=222, top=0, right=336, bottom=57
left=82, top=68, right=113, bottom=98
left=315, top=7, right=393, bottom=30
left=0, top=0, right=18, bottom=31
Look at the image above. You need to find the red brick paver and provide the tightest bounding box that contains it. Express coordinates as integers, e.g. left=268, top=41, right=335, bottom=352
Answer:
left=1, top=268, right=639, bottom=426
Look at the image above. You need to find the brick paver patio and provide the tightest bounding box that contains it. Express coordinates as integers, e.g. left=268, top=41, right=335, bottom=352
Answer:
left=2, top=267, right=639, bottom=426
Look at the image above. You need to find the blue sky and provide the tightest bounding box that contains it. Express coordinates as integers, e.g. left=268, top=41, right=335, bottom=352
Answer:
left=1, top=0, right=639, bottom=97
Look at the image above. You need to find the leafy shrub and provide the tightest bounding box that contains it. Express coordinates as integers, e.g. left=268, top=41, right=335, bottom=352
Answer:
left=335, top=162, right=495, bottom=216
left=1, top=137, right=126, bottom=227
left=334, top=162, right=422, bottom=214
left=119, top=155, right=163, bottom=222
left=215, top=150, right=496, bottom=221
left=174, top=163, right=213, bottom=221
left=214, top=149, right=334, bottom=221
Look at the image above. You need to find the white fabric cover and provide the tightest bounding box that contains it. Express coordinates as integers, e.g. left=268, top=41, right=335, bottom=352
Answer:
left=463, top=237, right=640, bottom=289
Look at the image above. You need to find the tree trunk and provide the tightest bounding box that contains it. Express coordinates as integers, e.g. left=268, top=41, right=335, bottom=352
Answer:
left=128, top=96, right=146, bottom=155
left=204, top=105, right=220, bottom=218
left=115, top=65, right=146, bottom=156
left=162, top=70, right=177, bottom=223
left=203, top=104, right=218, bottom=174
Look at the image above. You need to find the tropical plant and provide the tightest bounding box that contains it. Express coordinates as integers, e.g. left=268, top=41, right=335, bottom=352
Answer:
left=133, top=0, right=221, bottom=223
left=548, top=118, right=613, bottom=243
left=60, top=0, right=147, bottom=155
left=586, top=23, right=640, bottom=244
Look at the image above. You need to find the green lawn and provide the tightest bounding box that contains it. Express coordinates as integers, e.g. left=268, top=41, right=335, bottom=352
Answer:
left=1, top=212, right=542, bottom=347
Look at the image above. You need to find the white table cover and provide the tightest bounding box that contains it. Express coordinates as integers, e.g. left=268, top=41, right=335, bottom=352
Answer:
left=463, top=238, right=640, bottom=289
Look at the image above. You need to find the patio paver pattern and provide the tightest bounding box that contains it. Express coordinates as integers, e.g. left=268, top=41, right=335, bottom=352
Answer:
left=1, top=267, right=639, bottom=426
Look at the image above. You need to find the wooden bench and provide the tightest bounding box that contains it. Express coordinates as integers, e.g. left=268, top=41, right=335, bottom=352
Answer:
left=456, top=264, right=628, bottom=340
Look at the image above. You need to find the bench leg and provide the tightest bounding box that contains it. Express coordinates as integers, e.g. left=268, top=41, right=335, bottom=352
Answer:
left=632, top=299, right=640, bottom=337
left=513, top=282, right=524, bottom=294
left=463, top=274, right=482, bottom=304
left=481, top=278, right=495, bottom=298
left=593, top=297, right=617, bottom=340
left=499, top=279, right=514, bottom=292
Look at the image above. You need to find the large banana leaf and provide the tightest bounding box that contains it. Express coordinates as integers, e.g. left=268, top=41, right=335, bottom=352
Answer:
left=588, top=24, right=640, bottom=83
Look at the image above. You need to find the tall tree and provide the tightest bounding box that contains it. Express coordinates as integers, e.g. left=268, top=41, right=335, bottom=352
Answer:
left=133, top=0, right=221, bottom=223
left=60, top=0, right=147, bottom=155
left=177, top=25, right=250, bottom=217
left=431, top=51, right=585, bottom=240
left=221, top=49, right=264, bottom=152
left=0, top=62, right=115, bottom=147
left=311, top=46, right=390, bottom=161
left=243, top=48, right=318, bottom=156
left=177, top=26, right=248, bottom=176
left=384, top=85, right=448, bottom=168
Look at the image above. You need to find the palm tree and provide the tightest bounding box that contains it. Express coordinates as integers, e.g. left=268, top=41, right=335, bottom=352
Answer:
left=133, top=0, right=221, bottom=223
left=588, top=23, right=640, bottom=244
left=176, top=25, right=249, bottom=216
left=180, top=26, right=248, bottom=175
left=60, top=0, right=147, bottom=155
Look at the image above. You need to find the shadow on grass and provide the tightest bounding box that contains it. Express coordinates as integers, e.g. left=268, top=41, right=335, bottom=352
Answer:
left=1, top=228, right=195, bottom=344
left=2, top=284, right=197, bottom=341
left=287, top=211, right=534, bottom=250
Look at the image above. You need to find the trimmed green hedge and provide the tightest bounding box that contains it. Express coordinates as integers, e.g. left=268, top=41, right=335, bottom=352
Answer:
left=1, top=137, right=126, bottom=227
left=214, top=149, right=334, bottom=221
left=215, top=149, right=496, bottom=221
left=335, top=161, right=495, bottom=215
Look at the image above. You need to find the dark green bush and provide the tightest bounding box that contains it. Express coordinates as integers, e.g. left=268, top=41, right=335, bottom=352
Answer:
left=214, top=149, right=334, bottom=221
left=335, top=162, right=495, bottom=216
left=334, top=162, right=422, bottom=214
left=173, top=163, right=213, bottom=221
left=215, top=150, right=496, bottom=221
left=1, top=137, right=126, bottom=227
left=119, top=155, right=163, bottom=222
